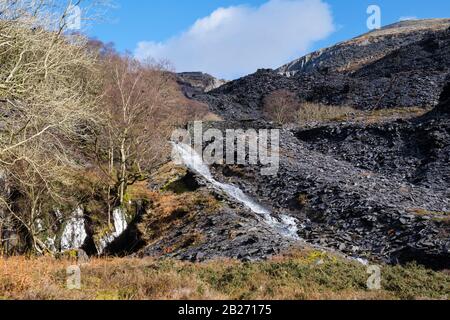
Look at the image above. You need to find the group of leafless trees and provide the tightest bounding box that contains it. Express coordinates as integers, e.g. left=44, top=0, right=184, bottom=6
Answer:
left=0, top=0, right=208, bottom=253
left=263, top=90, right=357, bottom=125
left=92, top=42, right=208, bottom=219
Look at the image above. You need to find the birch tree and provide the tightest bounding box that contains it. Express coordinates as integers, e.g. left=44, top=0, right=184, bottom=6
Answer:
left=99, top=54, right=182, bottom=206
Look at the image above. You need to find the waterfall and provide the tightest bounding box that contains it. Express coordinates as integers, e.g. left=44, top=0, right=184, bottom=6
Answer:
left=172, top=143, right=299, bottom=239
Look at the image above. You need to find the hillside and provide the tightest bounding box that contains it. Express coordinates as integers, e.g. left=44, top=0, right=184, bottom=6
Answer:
left=176, top=72, right=227, bottom=97
left=121, top=79, right=448, bottom=271
left=139, top=20, right=450, bottom=270
left=1, top=14, right=449, bottom=274
left=194, top=19, right=450, bottom=120
left=277, top=18, right=450, bottom=76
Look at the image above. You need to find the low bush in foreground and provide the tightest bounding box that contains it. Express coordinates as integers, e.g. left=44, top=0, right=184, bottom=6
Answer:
left=0, top=251, right=448, bottom=300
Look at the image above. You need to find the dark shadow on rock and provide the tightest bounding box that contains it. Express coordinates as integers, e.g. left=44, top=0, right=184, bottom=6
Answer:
left=103, top=204, right=147, bottom=257
left=392, top=247, right=450, bottom=270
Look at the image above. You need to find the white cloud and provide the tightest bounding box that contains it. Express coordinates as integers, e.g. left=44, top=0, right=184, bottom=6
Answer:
left=399, top=16, right=418, bottom=21
left=135, top=0, right=334, bottom=79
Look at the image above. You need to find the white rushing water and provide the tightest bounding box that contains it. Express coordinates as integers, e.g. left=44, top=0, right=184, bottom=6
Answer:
left=172, top=143, right=299, bottom=239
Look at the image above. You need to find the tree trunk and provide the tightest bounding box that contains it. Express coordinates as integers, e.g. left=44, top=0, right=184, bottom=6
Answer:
left=107, top=145, right=113, bottom=227
left=118, top=138, right=126, bottom=205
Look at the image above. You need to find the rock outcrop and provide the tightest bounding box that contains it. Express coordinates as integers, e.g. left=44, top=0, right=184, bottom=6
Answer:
left=177, top=72, right=227, bottom=98
left=277, top=19, right=450, bottom=76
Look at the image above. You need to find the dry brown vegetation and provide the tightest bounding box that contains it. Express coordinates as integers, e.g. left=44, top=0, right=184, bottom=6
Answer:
left=296, top=102, right=357, bottom=123
left=0, top=0, right=215, bottom=254
left=0, top=250, right=448, bottom=300
left=95, top=52, right=182, bottom=208
left=0, top=1, right=103, bottom=253
left=362, top=106, right=431, bottom=123
left=87, top=42, right=211, bottom=220
left=264, top=90, right=360, bottom=124
left=263, top=89, right=300, bottom=124
left=263, top=91, right=358, bottom=124
left=263, top=89, right=431, bottom=125
left=138, top=190, right=221, bottom=245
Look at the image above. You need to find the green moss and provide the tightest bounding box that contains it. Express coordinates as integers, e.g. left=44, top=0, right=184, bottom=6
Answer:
left=95, top=225, right=114, bottom=240
left=60, top=249, right=79, bottom=260
left=123, top=192, right=132, bottom=204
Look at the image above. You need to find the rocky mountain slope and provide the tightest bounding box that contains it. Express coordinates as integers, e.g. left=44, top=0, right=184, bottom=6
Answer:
left=277, top=19, right=450, bottom=76
left=214, top=85, right=450, bottom=269
left=138, top=78, right=450, bottom=270
left=3, top=19, right=447, bottom=271
left=194, top=19, right=450, bottom=120
left=134, top=20, right=450, bottom=270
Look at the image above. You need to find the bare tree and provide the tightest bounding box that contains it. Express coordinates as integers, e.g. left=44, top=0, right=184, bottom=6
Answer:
left=0, top=0, right=103, bottom=253
left=91, top=44, right=213, bottom=214
left=0, top=0, right=212, bottom=253
left=96, top=54, right=180, bottom=207
left=263, top=90, right=300, bottom=124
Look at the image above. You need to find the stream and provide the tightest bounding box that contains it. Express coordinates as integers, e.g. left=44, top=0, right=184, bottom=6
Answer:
left=172, top=142, right=299, bottom=240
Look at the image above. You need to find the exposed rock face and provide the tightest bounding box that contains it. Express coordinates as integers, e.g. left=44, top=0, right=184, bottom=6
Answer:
left=177, top=72, right=227, bottom=97
left=0, top=171, right=22, bottom=254
left=277, top=19, right=450, bottom=76
left=60, top=207, right=88, bottom=251
left=94, top=208, right=128, bottom=255
left=0, top=171, right=25, bottom=254
left=195, top=20, right=450, bottom=121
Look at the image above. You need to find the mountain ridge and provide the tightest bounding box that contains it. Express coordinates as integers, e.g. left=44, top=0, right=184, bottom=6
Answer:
left=193, top=19, right=450, bottom=121
left=277, top=18, right=450, bottom=76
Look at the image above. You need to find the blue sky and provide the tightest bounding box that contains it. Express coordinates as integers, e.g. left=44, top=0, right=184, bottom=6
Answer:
left=88, top=0, right=450, bottom=78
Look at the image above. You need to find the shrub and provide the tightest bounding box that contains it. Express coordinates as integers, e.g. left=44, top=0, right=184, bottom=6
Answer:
left=263, top=90, right=300, bottom=124
left=263, top=90, right=359, bottom=125
left=297, top=103, right=358, bottom=123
